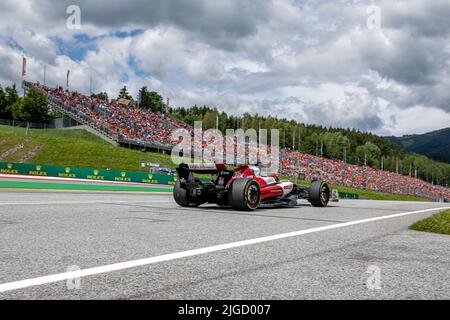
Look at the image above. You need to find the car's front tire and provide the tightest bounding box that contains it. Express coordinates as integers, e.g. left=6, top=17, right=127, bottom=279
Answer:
left=228, top=178, right=261, bottom=211
left=308, top=180, right=330, bottom=207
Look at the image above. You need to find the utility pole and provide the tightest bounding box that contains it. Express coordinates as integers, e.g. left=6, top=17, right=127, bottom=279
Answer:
left=381, top=156, right=384, bottom=171
left=320, top=139, right=323, bottom=157
left=43, top=64, right=47, bottom=87
left=292, top=130, right=295, bottom=151
left=258, top=120, right=261, bottom=138
left=89, top=70, right=93, bottom=95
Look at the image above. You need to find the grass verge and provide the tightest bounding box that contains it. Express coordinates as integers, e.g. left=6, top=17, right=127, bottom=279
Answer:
left=410, top=210, right=450, bottom=235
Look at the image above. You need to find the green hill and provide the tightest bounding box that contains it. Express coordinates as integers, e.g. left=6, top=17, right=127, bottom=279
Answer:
left=387, top=128, right=450, bottom=163
left=0, top=125, right=174, bottom=171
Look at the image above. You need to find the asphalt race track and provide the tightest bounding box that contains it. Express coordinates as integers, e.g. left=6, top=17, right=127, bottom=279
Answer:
left=0, top=190, right=449, bottom=300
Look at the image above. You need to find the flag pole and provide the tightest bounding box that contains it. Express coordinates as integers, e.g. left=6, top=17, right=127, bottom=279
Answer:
left=66, top=69, right=70, bottom=91
left=22, top=55, right=27, bottom=96
left=89, top=70, right=93, bottom=95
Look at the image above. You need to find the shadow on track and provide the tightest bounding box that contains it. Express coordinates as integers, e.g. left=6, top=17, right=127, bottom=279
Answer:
left=106, top=202, right=346, bottom=224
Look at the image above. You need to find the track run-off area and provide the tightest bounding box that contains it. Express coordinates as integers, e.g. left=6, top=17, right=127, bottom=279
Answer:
left=0, top=189, right=449, bottom=299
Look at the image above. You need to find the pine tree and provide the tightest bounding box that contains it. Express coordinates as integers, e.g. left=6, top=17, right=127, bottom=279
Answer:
left=118, top=86, right=132, bottom=100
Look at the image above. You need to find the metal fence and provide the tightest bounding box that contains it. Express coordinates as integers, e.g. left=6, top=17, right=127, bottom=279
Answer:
left=0, top=118, right=60, bottom=129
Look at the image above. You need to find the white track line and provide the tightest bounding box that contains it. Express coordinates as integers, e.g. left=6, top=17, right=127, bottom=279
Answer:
left=0, top=206, right=448, bottom=293
left=0, top=200, right=171, bottom=206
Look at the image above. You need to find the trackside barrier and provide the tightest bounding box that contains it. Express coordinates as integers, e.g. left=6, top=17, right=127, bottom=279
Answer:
left=338, top=192, right=359, bottom=199
left=0, top=162, right=178, bottom=186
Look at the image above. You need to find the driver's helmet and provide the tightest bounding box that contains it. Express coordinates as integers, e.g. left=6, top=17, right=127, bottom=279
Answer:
left=249, top=166, right=261, bottom=176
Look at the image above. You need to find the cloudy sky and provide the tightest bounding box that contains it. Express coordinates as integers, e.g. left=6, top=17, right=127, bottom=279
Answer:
left=0, top=0, right=449, bottom=136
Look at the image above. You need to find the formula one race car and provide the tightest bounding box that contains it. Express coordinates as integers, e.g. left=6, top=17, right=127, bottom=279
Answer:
left=173, top=163, right=330, bottom=211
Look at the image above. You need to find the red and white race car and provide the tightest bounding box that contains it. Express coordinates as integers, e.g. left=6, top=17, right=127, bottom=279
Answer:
left=173, top=163, right=330, bottom=211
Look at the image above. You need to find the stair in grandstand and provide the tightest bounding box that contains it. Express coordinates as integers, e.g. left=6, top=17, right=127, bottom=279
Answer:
left=22, top=81, right=173, bottom=152
left=47, top=100, right=120, bottom=147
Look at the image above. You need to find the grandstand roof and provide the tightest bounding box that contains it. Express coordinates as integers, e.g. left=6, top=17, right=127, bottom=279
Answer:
left=117, top=98, right=131, bottom=106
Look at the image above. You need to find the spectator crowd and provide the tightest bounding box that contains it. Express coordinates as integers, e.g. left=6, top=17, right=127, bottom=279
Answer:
left=281, top=150, right=450, bottom=201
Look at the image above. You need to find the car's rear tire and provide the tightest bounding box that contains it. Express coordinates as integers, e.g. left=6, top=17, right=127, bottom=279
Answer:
left=309, top=180, right=330, bottom=207
left=173, top=181, right=201, bottom=207
left=229, top=178, right=261, bottom=211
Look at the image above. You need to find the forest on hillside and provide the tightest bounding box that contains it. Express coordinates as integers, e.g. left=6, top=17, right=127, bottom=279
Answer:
left=387, top=128, right=450, bottom=164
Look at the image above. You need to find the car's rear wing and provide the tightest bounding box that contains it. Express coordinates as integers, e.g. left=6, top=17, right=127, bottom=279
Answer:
left=176, top=163, right=229, bottom=179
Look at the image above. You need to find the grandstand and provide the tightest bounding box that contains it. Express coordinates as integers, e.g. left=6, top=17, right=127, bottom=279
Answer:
left=282, top=150, right=450, bottom=201
left=21, top=81, right=450, bottom=202
left=23, top=81, right=191, bottom=152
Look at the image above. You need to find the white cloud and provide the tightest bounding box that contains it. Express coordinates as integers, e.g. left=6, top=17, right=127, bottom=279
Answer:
left=0, top=0, right=449, bottom=136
